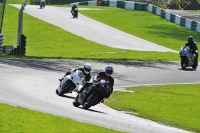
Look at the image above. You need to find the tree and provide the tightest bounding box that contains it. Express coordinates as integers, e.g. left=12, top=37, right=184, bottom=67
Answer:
left=175, top=0, right=191, bottom=9
left=151, top=0, right=170, bottom=8
left=150, top=0, right=200, bottom=9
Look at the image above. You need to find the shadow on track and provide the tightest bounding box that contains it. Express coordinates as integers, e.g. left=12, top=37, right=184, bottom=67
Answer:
left=0, top=58, right=179, bottom=72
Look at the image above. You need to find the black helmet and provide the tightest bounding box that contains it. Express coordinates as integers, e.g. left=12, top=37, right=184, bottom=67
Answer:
left=84, top=63, right=91, bottom=74
left=188, top=36, right=194, bottom=43
left=105, top=65, right=113, bottom=76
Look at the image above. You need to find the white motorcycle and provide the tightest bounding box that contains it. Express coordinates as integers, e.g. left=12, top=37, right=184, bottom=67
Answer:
left=179, top=46, right=198, bottom=70
left=56, top=70, right=85, bottom=96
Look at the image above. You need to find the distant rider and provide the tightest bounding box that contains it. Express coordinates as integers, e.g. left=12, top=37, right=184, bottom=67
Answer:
left=183, top=36, right=198, bottom=62
left=59, top=63, right=92, bottom=85
left=71, top=3, right=78, bottom=17
left=71, top=3, right=78, bottom=13
left=39, top=0, right=45, bottom=8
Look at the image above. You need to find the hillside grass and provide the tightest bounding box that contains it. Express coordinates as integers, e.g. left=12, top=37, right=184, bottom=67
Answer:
left=1, top=5, right=193, bottom=61
left=105, top=84, right=200, bottom=133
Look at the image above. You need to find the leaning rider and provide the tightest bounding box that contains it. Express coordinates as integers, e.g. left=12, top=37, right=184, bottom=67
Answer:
left=59, top=63, right=92, bottom=85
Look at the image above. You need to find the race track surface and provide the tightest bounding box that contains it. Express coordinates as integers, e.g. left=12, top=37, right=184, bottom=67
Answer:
left=0, top=58, right=198, bottom=133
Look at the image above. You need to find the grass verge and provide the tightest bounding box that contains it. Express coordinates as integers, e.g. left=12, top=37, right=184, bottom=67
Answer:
left=105, top=84, right=200, bottom=133
left=0, top=103, right=122, bottom=133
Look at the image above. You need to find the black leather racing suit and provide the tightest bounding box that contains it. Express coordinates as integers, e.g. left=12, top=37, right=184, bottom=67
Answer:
left=184, top=41, right=198, bottom=61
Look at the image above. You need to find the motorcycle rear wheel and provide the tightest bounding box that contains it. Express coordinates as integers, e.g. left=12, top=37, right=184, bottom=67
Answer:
left=192, top=60, right=198, bottom=69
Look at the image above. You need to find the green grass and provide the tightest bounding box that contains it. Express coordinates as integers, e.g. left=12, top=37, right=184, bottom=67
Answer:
left=105, top=84, right=200, bottom=133
left=78, top=6, right=200, bottom=51
left=0, top=103, right=122, bottom=133
left=6, top=0, right=26, bottom=4
left=1, top=5, right=181, bottom=61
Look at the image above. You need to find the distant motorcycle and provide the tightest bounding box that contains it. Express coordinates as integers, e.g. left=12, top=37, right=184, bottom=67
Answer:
left=56, top=70, right=85, bottom=96
left=71, top=8, right=78, bottom=18
left=40, top=1, right=45, bottom=9
left=179, top=46, right=198, bottom=69
left=73, top=79, right=112, bottom=110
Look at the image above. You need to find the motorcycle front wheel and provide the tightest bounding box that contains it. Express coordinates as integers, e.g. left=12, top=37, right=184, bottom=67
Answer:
left=73, top=94, right=81, bottom=107
left=83, top=94, right=99, bottom=110
left=58, top=81, right=75, bottom=96
left=181, top=57, right=187, bottom=70
left=73, top=100, right=81, bottom=107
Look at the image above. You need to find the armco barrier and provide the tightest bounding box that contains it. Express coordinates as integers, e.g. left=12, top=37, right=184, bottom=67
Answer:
left=196, top=23, right=200, bottom=32
left=102, top=1, right=110, bottom=6
left=147, top=4, right=153, bottom=12
left=125, top=1, right=134, bottom=10
left=134, top=3, right=146, bottom=10
left=152, top=6, right=157, bottom=14
left=170, top=14, right=176, bottom=23
left=185, top=19, right=192, bottom=29
left=161, top=10, right=165, bottom=18
left=117, top=1, right=125, bottom=9
left=3, top=46, right=15, bottom=55
left=109, top=1, right=117, bottom=7
left=191, top=21, right=197, bottom=31
left=156, top=7, right=161, bottom=16
left=165, top=11, right=170, bottom=21
left=175, top=15, right=181, bottom=25
left=143, top=4, right=147, bottom=11
left=180, top=17, right=186, bottom=27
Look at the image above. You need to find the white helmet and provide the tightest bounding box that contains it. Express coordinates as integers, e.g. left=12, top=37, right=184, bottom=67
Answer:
left=84, top=63, right=91, bottom=74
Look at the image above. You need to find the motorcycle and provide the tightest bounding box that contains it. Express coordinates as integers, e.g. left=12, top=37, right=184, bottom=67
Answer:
left=40, top=1, right=45, bottom=9
left=71, top=8, right=78, bottom=18
left=73, top=79, right=112, bottom=110
left=56, top=70, right=85, bottom=96
left=179, top=46, right=198, bottom=69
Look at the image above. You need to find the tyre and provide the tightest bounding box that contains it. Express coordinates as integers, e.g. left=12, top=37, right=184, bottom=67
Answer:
left=83, top=94, right=99, bottom=110
left=56, top=89, right=59, bottom=95
left=192, top=60, right=198, bottom=69
left=73, top=99, right=80, bottom=107
left=58, top=81, right=75, bottom=96
left=181, top=57, right=187, bottom=70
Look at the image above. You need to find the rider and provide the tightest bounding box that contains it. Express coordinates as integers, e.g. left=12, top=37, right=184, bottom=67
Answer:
left=59, top=63, right=92, bottom=83
left=96, top=65, right=114, bottom=96
left=183, top=36, right=198, bottom=62
left=39, top=0, right=45, bottom=7
left=71, top=3, right=78, bottom=14
left=78, top=65, right=114, bottom=99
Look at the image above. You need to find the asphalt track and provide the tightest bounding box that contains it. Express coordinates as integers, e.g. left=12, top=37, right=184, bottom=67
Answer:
left=0, top=4, right=199, bottom=133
